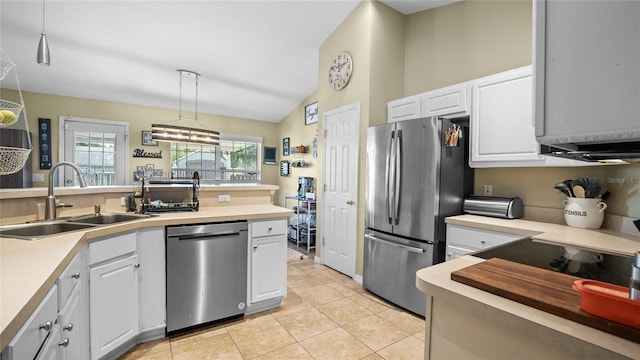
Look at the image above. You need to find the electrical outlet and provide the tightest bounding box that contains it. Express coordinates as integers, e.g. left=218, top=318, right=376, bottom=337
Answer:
left=120, top=197, right=126, bottom=206
left=32, top=173, right=45, bottom=182
left=218, top=194, right=231, bottom=202
left=483, top=185, right=493, bottom=196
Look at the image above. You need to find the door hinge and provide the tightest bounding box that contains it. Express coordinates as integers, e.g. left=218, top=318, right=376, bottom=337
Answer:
left=324, top=129, right=327, bottom=137
left=323, top=184, right=327, bottom=192
left=322, top=237, right=325, bottom=246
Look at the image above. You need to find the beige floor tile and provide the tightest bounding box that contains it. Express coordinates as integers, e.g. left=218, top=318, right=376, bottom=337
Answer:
left=376, top=335, right=425, bottom=360
left=413, top=329, right=426, bottom=341
left=343, top=315, right=410, bottom=351
left=169, top=325, right=228, bottom=348
left=350, top=293, right=392, bottom=313
left=378, top=308, right=425, bottom=333
left=361, top=353, right=385, bottom=360
left=119, top=338, right=171, bottom=359
left=274, top=305, right=339, bottom=341
left=171, top=330, right=243, bottom=360
left=269, top=300, right=315, bottom=319
left=251, top=343, right=313, bottom=360
left=296, top=284, right=346, bottom=306
left=327, top=281, right=360, bottom=297
left=300, top=327, right=373, bottom=360
left=226, top=316, right=296, bottom=358
left=317, top=297, right=374, bottom=326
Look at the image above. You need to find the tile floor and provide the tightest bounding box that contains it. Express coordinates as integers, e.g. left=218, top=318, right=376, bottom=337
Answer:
left=120, top=248, right=426, bottom=360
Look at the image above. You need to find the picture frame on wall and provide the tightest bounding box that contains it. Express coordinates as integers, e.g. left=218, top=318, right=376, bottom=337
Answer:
left=305, top=101, right=318, bottom=125
left=142, top=131, right=158, bottom=146
left=263, top=146, right=277, bottom=164
left=283, top=137, right=290, bottom=156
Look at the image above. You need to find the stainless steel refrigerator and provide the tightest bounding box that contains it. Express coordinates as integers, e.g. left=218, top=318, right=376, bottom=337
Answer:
left=363, top=116, right=473, bottom=316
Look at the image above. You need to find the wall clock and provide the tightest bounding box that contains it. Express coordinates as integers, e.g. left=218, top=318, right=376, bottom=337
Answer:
left=329, top=52, right=353, bottom=91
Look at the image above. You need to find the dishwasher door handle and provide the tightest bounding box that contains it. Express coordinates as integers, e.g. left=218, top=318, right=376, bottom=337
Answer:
left=172, top=231, right=242, bottom=241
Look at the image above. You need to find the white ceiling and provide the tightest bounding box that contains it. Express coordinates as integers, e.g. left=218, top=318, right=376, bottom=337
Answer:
left=0, top=1, right=459, bottom=123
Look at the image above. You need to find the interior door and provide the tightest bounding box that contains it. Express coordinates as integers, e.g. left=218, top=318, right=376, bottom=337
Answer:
left=322, top=103, right=359, bottom=277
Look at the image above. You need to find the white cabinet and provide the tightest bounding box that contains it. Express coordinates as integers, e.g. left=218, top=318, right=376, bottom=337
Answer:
left=445, top=224, right=524, bottom=261
left=88, top=232, right=139, bottom=360
left=57, top=249, right=88, bottom=360
left=534, top=0, right=640, bottom=146
left=2, top=286, right=59, bottom=360
left=387, top=94, right=421, bottom=122
left=469, top=65, right=544, bottom=167
left=387, top=83, right=470, bottom=123
left=248, top=219, right=287, bottom=307
left=421, top=82, right=470, bottom=118
left=136, top=227, right=166, bottom=335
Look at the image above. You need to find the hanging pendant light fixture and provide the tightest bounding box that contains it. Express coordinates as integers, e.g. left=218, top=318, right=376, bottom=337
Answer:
left=152, top=70, right=220, bottom=146
left=36, top=0, right=50, bottom=66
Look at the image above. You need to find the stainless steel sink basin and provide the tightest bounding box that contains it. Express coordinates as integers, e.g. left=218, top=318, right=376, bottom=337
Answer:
left=68, top=213, right=151, bottom=225
left=0, top=221, right=97, bottom=240
left=0, top=213, right=152, bottom=240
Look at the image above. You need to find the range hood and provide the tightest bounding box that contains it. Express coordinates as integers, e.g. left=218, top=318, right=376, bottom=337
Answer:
left=540, top=141, right=640, bottom=163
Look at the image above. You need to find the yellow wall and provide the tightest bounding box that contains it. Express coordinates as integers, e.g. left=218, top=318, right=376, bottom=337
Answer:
left=0, top=89, right=280, bottom=188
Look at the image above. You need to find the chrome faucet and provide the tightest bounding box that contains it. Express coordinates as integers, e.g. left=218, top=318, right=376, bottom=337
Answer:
left=44, top=162, right=89, bottom=220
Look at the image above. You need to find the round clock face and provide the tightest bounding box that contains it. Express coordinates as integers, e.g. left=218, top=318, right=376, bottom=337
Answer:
left=329, top=52, right=353, bottom=91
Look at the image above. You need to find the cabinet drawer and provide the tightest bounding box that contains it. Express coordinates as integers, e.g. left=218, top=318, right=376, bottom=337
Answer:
left=58, top=251, right=83, bottom=310
left=89, top=231, right=136, bottom=265
left=445, top=245, right=474, bottom=261
left=251, top=219, right=287, bottom=238
left=447, top=224, right=523, bottom=251
left=4, top=285, right=58, bottom=360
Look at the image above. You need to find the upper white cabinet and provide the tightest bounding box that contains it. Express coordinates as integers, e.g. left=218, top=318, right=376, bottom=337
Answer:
left=469, top=66, right=544, bottom=167
left=387, top=94, right=421, bottom=122
left=421, top=82, right=470, bottom=118
left=534, top=0, right=640, bottom=145
left=387, top=83, right=470, bottom=123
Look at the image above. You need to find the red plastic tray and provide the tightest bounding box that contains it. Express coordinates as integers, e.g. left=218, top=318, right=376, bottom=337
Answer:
left=573, top=280, right=640, bottom=329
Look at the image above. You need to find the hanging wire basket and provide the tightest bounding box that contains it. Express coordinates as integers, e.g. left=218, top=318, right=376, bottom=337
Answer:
left=0, top=49, right=33, bottom=175
left=0, top=99, right=23, bottom=127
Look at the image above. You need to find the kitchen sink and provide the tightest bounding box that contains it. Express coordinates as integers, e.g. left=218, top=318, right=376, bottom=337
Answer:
left=0, top=213, right=153, bottom=240
left=68, top=213, right=151, bottom=225
left=0, top=221, right=97, bottom=240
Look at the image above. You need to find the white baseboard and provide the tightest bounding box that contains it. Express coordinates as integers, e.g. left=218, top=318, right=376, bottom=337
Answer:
left=314, top=255, right=322, bottom=263
left=353, top=273, right=363, bottom=284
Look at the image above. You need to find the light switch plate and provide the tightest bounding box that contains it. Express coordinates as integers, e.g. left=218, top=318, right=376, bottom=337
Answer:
left=218, top=194, right=231, bottom=202
left=32, top=173, right=45, bottom=182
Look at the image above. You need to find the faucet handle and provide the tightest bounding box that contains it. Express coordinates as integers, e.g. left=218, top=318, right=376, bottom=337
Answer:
left=94, top=204, right=102, bottom=216
left=55, top=200, right=73, bottom=209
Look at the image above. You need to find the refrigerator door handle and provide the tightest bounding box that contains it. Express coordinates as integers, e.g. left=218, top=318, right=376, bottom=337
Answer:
left=365, top=234, right=426, bottom=253
left=393, top=130, right=402, bottom=223
left=386, top=131, right=396, bottom=223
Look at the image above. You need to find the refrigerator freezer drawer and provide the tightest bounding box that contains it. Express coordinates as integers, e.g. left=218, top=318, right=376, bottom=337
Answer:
left=363, top=230, right=434, bottom=317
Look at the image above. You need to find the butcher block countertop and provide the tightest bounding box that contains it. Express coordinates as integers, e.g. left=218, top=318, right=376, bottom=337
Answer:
left=0, top=205, right=292, bottom=349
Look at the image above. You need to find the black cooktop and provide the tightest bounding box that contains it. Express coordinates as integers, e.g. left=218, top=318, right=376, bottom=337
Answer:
left=472, top=237, right=634, bottom=287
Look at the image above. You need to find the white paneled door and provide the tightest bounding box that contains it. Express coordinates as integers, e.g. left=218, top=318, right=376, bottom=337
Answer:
left=322, top=103, right=359, bottom=277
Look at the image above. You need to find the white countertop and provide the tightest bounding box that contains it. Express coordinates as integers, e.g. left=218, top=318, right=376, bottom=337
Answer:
left=0, top=204, right=292, bottom=349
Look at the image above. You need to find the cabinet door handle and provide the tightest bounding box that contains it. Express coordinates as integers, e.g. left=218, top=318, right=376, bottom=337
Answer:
left=58, top=338, right=70, bottom=347
left=268, top=227, right=273, bottom=231
left=134, top=264, right=140, bottom=268
left=480, top=240, right=486, bottom=244
left=39, top=321, right=52, bottom=331
left=253, top=245, right=258, bottom=250
left=63, top=323, right=74, bottom=332
left=71, top=272, right=80, bottom=279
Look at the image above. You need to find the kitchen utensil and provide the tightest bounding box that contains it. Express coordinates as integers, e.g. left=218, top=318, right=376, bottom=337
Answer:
left=634, top=219, right=640, bottom=233
left=584, top=186, right=601, bottom=199
left=563, top=180, right=575, bottom=197
left=572, top=184, right=585, bottom=198
left=578, top=176, right=599, bottom=188
left=600, top=190, right=611, bottom=201
left=553, top=182, right=572, bottom=197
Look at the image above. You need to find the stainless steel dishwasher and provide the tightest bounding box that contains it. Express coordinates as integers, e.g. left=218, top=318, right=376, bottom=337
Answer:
left=166, top=221, right=248, bottom=334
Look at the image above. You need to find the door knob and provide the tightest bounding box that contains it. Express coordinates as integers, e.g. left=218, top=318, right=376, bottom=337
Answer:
left=346, top=200, right=354, bottom=205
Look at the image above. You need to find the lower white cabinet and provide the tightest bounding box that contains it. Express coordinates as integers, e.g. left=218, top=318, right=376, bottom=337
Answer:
left=137, top=227, right=166, bottom=334
left=248, top=219, right=287, bottom=305
left=88, top=232, right=139, bottom=360
left=35, top=323, right=61, bottom=360
left=446, top=224, right=524, bottom=261
left=57, top=248, right=88, bottom=360
left=2, top=286, right=59, bottom=360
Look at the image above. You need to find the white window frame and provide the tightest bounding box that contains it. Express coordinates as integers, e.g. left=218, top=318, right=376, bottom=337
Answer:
left=59, top=115, right=130, bottom=186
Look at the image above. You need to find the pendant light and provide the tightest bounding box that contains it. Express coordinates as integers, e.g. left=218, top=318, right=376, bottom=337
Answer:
left=152, top=70, right=220, bottom=146
left=37, top=0, right=50, bottom=66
